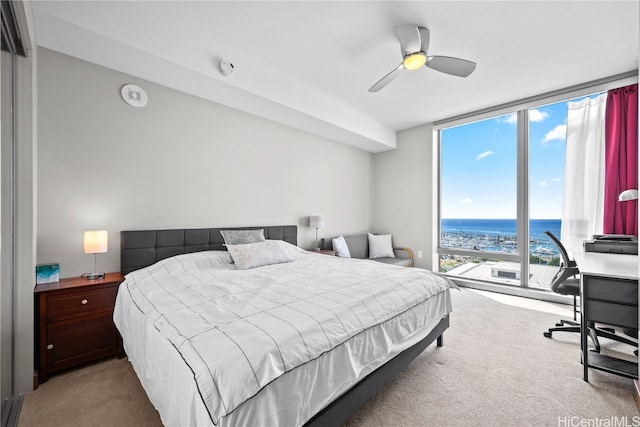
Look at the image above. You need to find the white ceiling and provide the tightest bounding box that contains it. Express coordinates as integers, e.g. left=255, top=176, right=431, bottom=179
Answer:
left=31, top=1, right=639, bottom=153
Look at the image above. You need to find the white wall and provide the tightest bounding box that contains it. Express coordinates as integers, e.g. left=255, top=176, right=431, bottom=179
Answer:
left=373, top=124, right=434, bottom=269
left=37, top=48, right=373, bottom=278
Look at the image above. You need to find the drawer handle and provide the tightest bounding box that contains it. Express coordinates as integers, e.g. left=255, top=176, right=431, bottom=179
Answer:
left=47, top=344, right=53, bottom=350
left=81, top=299, right=88, bottom=305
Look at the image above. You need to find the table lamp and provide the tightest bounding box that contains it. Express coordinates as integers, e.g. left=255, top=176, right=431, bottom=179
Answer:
left=83, top=230, right=108, bottom=279
left=309, top=215, right=325, bottom=250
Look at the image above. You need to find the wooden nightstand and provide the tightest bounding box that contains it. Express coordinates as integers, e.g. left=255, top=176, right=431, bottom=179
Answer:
left=35, top=272, right=124, bottom=384
left=313, top=249, right=336, bottom=256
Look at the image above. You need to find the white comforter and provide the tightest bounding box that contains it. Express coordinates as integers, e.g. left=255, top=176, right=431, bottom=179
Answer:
left=115, top=243, right=453, bottom=425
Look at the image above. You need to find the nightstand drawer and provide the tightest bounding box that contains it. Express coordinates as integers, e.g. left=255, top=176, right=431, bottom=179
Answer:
left=45, top=314, right=119, bottom=373
left=47, top=286, right=118, bottom=320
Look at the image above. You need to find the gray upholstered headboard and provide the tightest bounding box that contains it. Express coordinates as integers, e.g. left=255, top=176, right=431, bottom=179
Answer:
left=120, top=225, right=297, bottom=275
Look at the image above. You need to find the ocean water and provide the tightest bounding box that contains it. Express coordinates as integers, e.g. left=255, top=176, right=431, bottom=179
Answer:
left=441, top=218, right=561, bottom=255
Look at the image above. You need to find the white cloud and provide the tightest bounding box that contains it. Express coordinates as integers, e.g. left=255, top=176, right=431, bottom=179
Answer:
left=500, top=113, right=517, bottom=125
left=529, top=109, right=549, bottom=122
left=476, top=150, right=495, bottom=160
left=460, top=197, right=472, bottom=204
left=543, top=124, right=567, bottom=143
left=498, top=109, right=548, bottom=125
left=539, top=181, right=547, bottom=187
left=551, top=177, right=562, bottom=182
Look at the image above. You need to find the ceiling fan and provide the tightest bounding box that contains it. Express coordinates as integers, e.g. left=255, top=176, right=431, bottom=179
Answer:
left=368, top=25, right=477, bottom=93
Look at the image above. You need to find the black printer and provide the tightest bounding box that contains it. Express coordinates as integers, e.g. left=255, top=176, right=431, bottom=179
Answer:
left=584, top=234, right=638, bottom=255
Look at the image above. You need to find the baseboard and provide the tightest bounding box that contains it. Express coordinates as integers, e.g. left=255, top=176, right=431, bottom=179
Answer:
left=634, top=379, right=640, bottom=412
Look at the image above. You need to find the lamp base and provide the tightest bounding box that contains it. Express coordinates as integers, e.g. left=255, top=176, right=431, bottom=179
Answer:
left=82, top=272, right=105, bottom=280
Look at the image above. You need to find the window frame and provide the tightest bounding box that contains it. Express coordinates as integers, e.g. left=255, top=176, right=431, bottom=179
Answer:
left=433, top=72, right=637, bottom=293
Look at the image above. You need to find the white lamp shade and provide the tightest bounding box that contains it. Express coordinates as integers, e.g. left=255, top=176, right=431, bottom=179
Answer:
left=84, top=230, right=108, bottom=254
left=309, top=215, right=325, bottom=229
left=618, top=189, right=639, bottom=201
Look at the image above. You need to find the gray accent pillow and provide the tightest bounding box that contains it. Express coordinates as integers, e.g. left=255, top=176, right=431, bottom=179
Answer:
left=220, top=229, right=265, bottom=245
left=332, top=236, right=351, bottom=258
left=368, top=233, right=395, bottom=259
left=227, top=240, right=294, bottom=270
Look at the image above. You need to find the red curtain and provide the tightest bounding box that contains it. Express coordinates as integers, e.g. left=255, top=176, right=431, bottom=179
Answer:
left=604, top=84, right=638, bottom=236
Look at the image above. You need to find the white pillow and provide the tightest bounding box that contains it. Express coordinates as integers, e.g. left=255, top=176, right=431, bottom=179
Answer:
left=226, top=240, right=294, bottom=270
left=368, top=233, right=395, bottom=259
left=220, top=229, right=265, bottom=245
left=332, top=236, right=351, bottom=258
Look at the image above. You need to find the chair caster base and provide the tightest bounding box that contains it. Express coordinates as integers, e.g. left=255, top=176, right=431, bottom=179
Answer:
left=543, top=331, right=552, bottom=338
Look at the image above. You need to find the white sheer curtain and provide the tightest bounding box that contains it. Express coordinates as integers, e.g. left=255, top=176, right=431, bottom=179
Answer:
left=561, top=93, right=607, bottom=257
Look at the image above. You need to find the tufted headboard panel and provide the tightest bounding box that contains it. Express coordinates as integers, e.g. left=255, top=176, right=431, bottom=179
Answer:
left=121, top=225, right=297, bottom=275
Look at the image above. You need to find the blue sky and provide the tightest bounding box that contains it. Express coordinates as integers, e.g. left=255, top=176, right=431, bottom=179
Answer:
left=441, top=100, right=569, bottom=219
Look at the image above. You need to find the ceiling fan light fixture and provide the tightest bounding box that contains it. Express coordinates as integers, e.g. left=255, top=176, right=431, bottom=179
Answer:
left=403, top=52, right=427, bottom=70
left=369, top=25, right=475, bottom=93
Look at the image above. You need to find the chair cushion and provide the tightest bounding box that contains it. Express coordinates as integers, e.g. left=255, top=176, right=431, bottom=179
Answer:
left=556, top=278, right=580, bottom=296
left=343, top=235, right=368, bottom=259
left=372, top=257, right=413, bottom=267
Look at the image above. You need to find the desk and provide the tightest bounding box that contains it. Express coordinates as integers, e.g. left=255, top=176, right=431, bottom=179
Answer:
left=575, top=251, right=639, bottom=381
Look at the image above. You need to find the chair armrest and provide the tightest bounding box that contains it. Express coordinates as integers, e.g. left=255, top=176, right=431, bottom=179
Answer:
left=393, top=247, right=414, bottom=267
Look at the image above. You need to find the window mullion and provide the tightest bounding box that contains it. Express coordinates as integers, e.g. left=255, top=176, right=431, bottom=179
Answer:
left=517, top=110, right=530, bottom=288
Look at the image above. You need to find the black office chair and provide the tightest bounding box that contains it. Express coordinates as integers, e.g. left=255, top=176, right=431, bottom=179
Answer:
left=542, top=231, right=638, bottom=353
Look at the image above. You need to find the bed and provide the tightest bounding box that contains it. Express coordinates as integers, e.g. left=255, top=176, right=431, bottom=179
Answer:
left=114, top=225, right=453, bottom=426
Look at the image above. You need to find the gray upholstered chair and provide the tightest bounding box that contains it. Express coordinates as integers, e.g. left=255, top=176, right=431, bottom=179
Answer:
left=320, top=234, right=414, bottom=267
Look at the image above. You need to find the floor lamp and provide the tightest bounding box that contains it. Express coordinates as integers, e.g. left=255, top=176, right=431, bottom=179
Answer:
left=619, top=189, right=638, bottom=202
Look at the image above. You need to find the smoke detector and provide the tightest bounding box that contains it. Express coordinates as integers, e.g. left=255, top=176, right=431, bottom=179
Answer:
left=219, top=60, right=234, bottom=77
left=120, top=84, right=147, bottom=107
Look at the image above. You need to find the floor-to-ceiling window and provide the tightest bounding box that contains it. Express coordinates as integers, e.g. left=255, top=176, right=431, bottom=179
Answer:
left=439, top=113, right=521, bottom=285
left=527, top=101, right=567, bottom=289
left=436, top=76, right=636, bottom=294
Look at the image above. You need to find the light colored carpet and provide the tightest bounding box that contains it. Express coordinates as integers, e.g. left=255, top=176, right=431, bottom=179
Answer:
left=18, top=355, right=161, bottom=427
left=18, top=289, right=638, bottom=427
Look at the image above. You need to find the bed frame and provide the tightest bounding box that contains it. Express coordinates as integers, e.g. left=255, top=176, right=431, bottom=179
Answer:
left=120, top=225, right=449, bottom=426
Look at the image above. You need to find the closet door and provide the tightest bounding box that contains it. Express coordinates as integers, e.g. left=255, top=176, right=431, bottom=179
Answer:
left=1, top=0, right=35, bottom=398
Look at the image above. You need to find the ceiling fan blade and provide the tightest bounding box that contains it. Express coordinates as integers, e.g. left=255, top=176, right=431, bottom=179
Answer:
left=394, top=25, right=421, bottom=55
left=368, top=64, right=404, bottom=92
left=426, top=55, right=476, bottom=77
left=418, top=27, right=430, bottom=53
